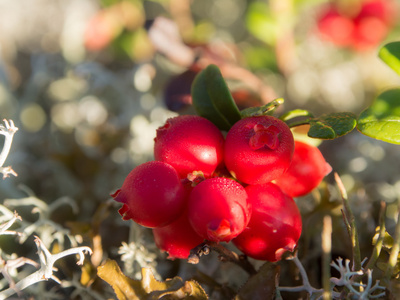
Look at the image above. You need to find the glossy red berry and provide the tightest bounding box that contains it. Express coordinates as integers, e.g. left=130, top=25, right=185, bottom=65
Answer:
left=224, top=115, right=294, bottom=185
left=154, top=115, right=225, bottom=179
left=112, top=161, right=186, bottom=228
left=188, top=177, right=251, bottom=243
left=233, top=183, right=302, bottom=261
left=274, top=141, right=332, bottom=197
left=153, top=210, right=204, bottom=260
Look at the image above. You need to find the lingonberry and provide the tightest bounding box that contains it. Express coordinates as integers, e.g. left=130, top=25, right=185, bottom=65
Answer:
left=317, top=0, right=396, bottom=51
left=154, top=115, right=225, bottom=179
left=188, top=177, right=251, bottom=243
left=112, top=161, right=185, bottom=228
left=153, top=210, right=204, bottom=259
left=224, top=115, right=294, bottom=185
left=274, top=141, right=332, bottom=197
left=233, top=183, right=302, bottom=261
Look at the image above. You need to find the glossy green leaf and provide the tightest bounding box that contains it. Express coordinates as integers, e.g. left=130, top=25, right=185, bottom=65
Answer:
left=308, top=112, right=357, bottom=139
left=357, top=89, right=400, bottom=144
left=191, top=64, right=241, bottom=131
left=240, top=98, right=284, bottom=118
left=379, top=42, right=400, bottom=76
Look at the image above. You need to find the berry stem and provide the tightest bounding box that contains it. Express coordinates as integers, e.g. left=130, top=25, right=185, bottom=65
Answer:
left=188, top=241, right=257, bottom=275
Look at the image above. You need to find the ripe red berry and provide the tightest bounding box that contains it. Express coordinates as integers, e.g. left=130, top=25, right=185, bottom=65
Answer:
left=188, top=177, right=251, bottom=243
left=154, top=115, right=225, bottom=179
left=233, top=183, right=302, bottom=262
left=153, top=210, right=204, bottom=260
left=274, top=141, right=332, bottom=197
left=224, top=115, right=294, bottom=185
left=112, top=161, right=186, bottom=228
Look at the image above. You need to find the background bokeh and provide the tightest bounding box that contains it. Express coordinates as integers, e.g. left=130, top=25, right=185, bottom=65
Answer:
left=1, top=0, right=400, bottom=299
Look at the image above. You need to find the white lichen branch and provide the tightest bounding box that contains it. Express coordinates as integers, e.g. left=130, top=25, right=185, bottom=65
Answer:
left=277, top=253, right=324, bottom=297
left=4, top=192, right=79, bottom=246
left=0, top=211, right=22, bottom=236
left=0, top=236, right=92, bottom=300
left=330, top=258, right=385, bottom=299
left=0, top=119, right=18, bottom=179
left=0, top=256, right=39, bottom=298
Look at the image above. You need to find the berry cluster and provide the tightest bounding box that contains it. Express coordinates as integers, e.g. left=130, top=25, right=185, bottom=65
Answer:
left=316, top=0, right=396, bottom=51
left=112, top=114, right=330, bottom=261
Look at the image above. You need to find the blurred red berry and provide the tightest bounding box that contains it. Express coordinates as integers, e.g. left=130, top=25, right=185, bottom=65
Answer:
left=112, top=161, right=186, bottom=228
left=84, top=11, right=120, bottom=51
left=317, top=0, right=397, bottom=51
left=224, top=115, right=294, bottom=185
left=233, top=183, right=302, bottom=261
left=188, top=177, right=251, bottom=242
left=317, top=8, right=354, bottom=47
left=154, top=115, right=225, bottom=179
left=274, top=141, right=332, bottom=197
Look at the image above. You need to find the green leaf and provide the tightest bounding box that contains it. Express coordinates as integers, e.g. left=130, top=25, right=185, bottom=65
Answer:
left=308, top=112, right=357, bottom=139
left=191, top=64, right=241, bottom=131
left=240, top=98, right=284, bottom=118
left=379, top=42, right=400, bottom=76
left=98, top=260, right=208, bottom=300
left=357, top=89, right=400, bottom=144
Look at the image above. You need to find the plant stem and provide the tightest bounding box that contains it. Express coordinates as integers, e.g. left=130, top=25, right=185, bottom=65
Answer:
left=366, top=201, right=387, bottom=271
left=335, top=173, right=362, bottom=271
left=322, top=215, right=332, bottom=300
left=384, top=199, right=400, bottom=281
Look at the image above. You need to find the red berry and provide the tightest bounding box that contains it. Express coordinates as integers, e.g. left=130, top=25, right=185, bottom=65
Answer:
left=317, top=6, right=354, bottom=46
left=153, top=210, right=204, bottom=260
left=188, top=177, right=251, bottom=242
left=274, top=141, right=332, bottom=197
left=154, top=115, right=225, bottom=179
left=224, top=115, right=294, bottom=185
left=316, top=0, right=397, bottom=51
left=112, top=161, right=185, bottom=228
left=233, top=183, right=302, bottom=261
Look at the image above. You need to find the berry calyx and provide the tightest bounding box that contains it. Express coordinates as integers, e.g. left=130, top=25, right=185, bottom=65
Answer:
left=233, top=183, right=302, bottom=261
left=154, top=115, right=225, bottom=179
left=224, top=115, right=294, bottom=185
left=112, top=161, right=186, bottom=228
left=188, top=177, right=251, bottom=242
